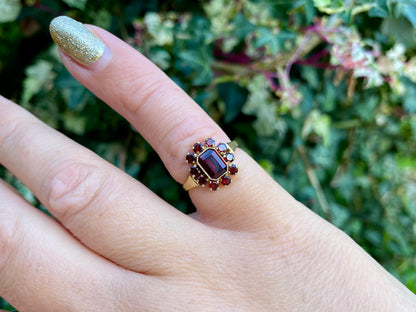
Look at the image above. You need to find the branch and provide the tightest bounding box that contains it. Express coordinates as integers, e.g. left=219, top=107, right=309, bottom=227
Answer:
left=297, top=145, right=331, bottom=220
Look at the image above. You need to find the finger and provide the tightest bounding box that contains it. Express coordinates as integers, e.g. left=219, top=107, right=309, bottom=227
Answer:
left=0, top=96, right=203, bottom=275
left=53, top=17, right=298, bottom=228
left=0, top=179, right=158, bottom=311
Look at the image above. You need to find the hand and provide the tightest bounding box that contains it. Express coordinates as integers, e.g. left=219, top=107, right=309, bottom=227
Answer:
left=0, top=16, right=415, bottom=312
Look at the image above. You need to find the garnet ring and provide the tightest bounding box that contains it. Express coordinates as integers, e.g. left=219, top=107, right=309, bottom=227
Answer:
left=183, top=138, right=238, bottom=191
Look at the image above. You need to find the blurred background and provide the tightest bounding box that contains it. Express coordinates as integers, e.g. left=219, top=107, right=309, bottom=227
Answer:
left=1, top=0, right=416, bottom=309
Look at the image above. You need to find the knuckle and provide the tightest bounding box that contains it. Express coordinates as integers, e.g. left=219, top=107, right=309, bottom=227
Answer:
left=118, top=73, right=166, bottom=116
left=0, top=212, right=19, bottom=277
left=0, top=116, right=24, bottom=148
left=161, top=114, right=218, bottom=160
left=44, top=161, right=108, bottom=221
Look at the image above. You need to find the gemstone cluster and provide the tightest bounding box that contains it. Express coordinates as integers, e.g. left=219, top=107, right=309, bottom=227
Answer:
left=186, top=138, right=238, bottom=191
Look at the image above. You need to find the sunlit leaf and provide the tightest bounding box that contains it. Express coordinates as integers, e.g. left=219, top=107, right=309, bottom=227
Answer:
left=0, top=0, right=21, bottom=23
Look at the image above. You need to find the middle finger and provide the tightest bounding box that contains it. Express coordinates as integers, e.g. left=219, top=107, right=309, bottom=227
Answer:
left=0, top=95, right=204, bottom=275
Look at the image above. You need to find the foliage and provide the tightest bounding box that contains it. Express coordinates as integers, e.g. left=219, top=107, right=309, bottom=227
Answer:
left=1, top=0, right=416, bottom=309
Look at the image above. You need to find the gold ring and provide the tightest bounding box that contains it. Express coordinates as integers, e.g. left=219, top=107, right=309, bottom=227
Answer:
left=183, top=138, right=238, bottom=191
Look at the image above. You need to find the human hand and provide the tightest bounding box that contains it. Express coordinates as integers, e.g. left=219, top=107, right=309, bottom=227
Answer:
left=0, top=16, right=415, bottom=311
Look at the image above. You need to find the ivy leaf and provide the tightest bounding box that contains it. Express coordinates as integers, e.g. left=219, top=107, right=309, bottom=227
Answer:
left=148, top=47, right=171, bottom=70
left=63, top=0, right=87, bottom=10
left=254, top=27, right=280, bottom=55
left=55, top=70, right=90, bottom=110
left=254, top=28, right=296, bottom=55
left=62, top=111, right=87, bottom=135
left=178, top=48, right=213, bottom=86
left=0, top=0, right=21, bottom=23
left=218, top=82, right=248, bottom=123
left=144, top=12, right=174, bottom=46
left=302, top=109, right=332, bottom=146
left=250, top=0, right=301, bottom=22
left=381, top=17, right=416, bottom=48
left=395, top=0, right=416, bottom=29
left=243, top=75, right=286, bottom=137
left=369, top=0, right=389, bottom=18
left=301, top=0, right=317, bottom=23
left=231, top=13, right=255, bottom=40
left=22, top=60, right=55, bottom=104
left=402, top=77, right=416, bottom=113
left=313, top=0, right=331, bottom=8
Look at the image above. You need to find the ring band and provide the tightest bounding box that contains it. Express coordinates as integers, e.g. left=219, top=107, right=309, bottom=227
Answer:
left=183, top=138, right=238, bottom=191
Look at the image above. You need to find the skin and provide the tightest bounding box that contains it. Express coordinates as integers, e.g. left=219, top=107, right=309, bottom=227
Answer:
left=0, top=25, right=415, bottom=312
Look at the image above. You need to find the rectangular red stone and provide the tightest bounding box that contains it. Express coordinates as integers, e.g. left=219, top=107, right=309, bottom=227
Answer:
left=198, top=149, right=227, bottom=179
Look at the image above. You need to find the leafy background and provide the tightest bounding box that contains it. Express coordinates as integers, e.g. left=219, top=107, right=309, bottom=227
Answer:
left=1, top=0, right=416, bottom=309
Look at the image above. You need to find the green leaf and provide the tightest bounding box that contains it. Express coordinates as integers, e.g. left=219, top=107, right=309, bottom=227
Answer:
left=218, top=82, right=248, bottom=123
left=62, top=111, right=87, bottom=135
left=231, top=13, right=255, bottom=40
left=313, top=0, right=331, bottom=8
left=329, top=203, right=350, bottom=228
left=178, top=48, right=213, bottom=86
left=302, top=0, right=317, bottom=23
left=254, top=28, right=280, bottom=54
left=243, top=75, right=286, bottom=137
left=92, top=9, right=112, bottom=29
left=254, top=28, right=296, bottom=54
left=302, top=110, right=332, bottom=146
left=148, top=47, right=171, bottom=70
left=22, top=60, right=55, bottom=104
left=381, top=17, right=416, bottom=48
left=14, top=179, right=36, bottom=204
left=144, top=12, right=174, bottom=46
left=55, top=70, right=90, bottom=110
left=63, top=0, right=87, bottom=10
left=402, top=77, right=416, bottom=113
left=369, top=0, right=389, bottom=18
left=0, top=0, right=21, bottom=23
left=396, top=0, right=416, bottom=28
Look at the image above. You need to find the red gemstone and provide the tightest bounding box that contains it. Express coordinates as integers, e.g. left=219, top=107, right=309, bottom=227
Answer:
left=221, top=175, right=232, bottom=186
left=229, top=164, right=238, bottom=175
left=186, top=153, right=196, bottom=163
left=225, top=153, right=234, bottom=162
left=198, top=175, right=207, bottom=186
left=209, top=181, right=219, bottom=191
left=198, top=148, right=228, bottom=179
left=190, top=166, right=199, bottom=176
left=205, top=138, right=215, bottom=147
left=217, top=143, right=228, bottom=153
left=193, top=142, right=203, bottom=153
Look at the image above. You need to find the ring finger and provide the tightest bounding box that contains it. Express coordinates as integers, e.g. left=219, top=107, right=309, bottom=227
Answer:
left=54, top=17, right=296, bottom=229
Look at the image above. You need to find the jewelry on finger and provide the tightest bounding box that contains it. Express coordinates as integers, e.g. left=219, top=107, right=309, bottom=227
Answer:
left=183, top=138, right=238, bottom=191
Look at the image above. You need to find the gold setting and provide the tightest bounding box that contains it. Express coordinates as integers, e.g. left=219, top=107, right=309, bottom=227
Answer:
left=49, top=16, right=105, bottom=65
left=183, top=140, right=238, bottom=191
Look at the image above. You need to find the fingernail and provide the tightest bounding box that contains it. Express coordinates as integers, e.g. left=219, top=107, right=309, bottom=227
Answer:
left=49, top=16, right=105, bottom=66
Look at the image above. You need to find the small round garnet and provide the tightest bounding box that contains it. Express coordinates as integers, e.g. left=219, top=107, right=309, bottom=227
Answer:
left=193, top=142, right=203, bottom=153
left=209, top=181, right=219, bottom=191
left=221, top=175, right=231, bottom=186
left=229, top=164, right=238, bottom=175
left=217, top=143, right=228, bottom=153
left=186, top=153, right=196, bottom=164
left=198, top=175, right=207, bottom=186
left=205, top=138, right=215, bottom=147
left=190, top=166, right=199, bottom=176
left=225, top=153, right=234, bottom=162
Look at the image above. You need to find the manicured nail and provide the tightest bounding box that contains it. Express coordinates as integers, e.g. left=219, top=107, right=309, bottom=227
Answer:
left=49, top=16, right=105, bottom=66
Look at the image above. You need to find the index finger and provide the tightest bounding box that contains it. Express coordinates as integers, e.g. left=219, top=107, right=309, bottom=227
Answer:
left=51, top=16, right=298, bottom=227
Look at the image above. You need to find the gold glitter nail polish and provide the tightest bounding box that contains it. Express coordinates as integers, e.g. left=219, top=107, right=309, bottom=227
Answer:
left=49, top=16, right=105, bottom=66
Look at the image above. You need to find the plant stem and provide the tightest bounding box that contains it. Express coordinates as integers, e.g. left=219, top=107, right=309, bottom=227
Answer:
left=297, top=145, right=331, bottom=220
